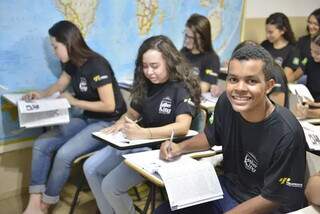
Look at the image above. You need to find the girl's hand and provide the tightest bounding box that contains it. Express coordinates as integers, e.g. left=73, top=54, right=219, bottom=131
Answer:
left=22, top=91, right=42, bottom=101
left=210, top=85, right=223, bottom=97
left=61, top=91, right=77, bottom=106
left=122, top=116, right=147, bottom=140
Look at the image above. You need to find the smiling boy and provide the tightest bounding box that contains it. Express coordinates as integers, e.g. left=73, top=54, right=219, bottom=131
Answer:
left=158, top=44, right=306, bottom=214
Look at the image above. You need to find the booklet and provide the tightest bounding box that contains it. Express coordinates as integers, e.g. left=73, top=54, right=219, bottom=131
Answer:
left=300, top=121, right=320, bottom=151
left=3, top=92, right=71, bottom=128
left=123, top=150, right=223, bottom=211
left=17, top=98, right=70, bottom=128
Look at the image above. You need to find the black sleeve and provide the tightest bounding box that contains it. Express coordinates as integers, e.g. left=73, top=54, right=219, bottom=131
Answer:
left=130, top=99, right=143, bottom=115
left=261, top=130, right=306, bottom=213
left=283, top=46, right=300, bottom=71
left=62, top=62, right=73, bottom=76
left=174, top=84, right=197, bottom=117
left=204, top=93, right=227, bottom=146
left=199, top=53, right=220, bottom=85
left=88, top=58, right=113, bottom=89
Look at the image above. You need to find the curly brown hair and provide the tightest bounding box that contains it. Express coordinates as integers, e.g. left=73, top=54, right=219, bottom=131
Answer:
left=131, top=35, right=201, bottom=109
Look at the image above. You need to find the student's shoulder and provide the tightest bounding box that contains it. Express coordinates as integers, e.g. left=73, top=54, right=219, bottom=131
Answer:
left=298, top=35, right=310, bottom=44
left=274, top=106, right=303, bottom=136
left=261, top=40, right=272, bottom=48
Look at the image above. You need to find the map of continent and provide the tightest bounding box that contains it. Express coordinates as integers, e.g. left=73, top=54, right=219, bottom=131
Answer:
left=55, top=0, right=99, bottom=36
left=0, top=0, right=243, bottom=150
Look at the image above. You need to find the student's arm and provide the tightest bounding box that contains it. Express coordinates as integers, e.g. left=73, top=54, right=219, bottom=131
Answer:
left=284, top=67, right=296, bottom=83
left=62, top=83, right=116, bottom=112
left=124, top=113, right=193, bottom=140
left=23, top=71, right=71, bottom=100
left=269, top=91, right=285, bottom=106
left=226, top=195, right=279, bottom=214
left=305, top=172, right=320, bottom=206
left=160, top=132, right=211, bottom=160
left=200, top=81, right=210, bottom=93
left=306, top=108, right=320, bottom=118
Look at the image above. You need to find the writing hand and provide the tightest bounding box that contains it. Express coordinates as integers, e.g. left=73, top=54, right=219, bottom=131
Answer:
left=159, top=140, right=181, bottom=161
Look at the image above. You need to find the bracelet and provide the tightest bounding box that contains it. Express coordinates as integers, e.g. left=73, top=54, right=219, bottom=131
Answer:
left=148, top=128, right=152, bottom=139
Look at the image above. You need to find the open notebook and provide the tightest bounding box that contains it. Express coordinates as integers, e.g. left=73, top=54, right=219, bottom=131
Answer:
left=123, top=150, right=223, bottom=210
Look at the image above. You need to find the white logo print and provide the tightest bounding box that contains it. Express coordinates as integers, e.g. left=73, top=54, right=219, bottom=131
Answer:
left=79, top=77, right=88, bottom=92
left=274, top=57, right=284, bottom=67
left=244, top=152, right=258, bottom=173
left=159, top=97, right=172, bottom=114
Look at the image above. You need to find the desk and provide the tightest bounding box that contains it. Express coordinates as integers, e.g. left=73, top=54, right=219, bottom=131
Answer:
left=124, top=149, right=218, bottom=213
left=124, top=149, right=217, bottom=187
left=92, top=130, right=198, bottom=150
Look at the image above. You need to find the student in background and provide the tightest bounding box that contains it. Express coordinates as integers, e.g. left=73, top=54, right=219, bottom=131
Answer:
left=181, top=13, right=221, bottom=96
left=83, top=35, right=200, bottom=214
left=261, top=12, right=301, bottom=83
left=297, top=8, right=320, bottom=63
left=305, top=172, right=320, bottom=206
left=299, top=33, right=320, bottom=102
left=157, top=44, right=306, bottom=213
left=234, top=40, right=289, bottom=107
left=23, top=20, right=126, bottom=214
left=296, top=101, right=320, bottom=118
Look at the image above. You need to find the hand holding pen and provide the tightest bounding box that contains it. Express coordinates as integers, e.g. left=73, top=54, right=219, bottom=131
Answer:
left=122, top=116, right=143, bottom=139
left=160, top=129, right=181, bottom=161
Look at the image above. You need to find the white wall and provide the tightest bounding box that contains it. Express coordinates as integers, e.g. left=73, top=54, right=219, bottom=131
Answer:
left=246, top=0, right=320, bottom=18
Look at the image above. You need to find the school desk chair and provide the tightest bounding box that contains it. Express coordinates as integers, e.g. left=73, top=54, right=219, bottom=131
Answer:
left=69, top=152, right=95, bottom=214
left=132, top=109, right=208, bottom=214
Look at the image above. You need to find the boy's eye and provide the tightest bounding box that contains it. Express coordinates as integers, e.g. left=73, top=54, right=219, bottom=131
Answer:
left=247, top=79, right=257, bottom=85
left=227, top=77, right=237, bottom=83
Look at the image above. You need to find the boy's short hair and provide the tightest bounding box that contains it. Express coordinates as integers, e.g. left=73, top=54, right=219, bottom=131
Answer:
left=231, top=44, right=274, bottom=81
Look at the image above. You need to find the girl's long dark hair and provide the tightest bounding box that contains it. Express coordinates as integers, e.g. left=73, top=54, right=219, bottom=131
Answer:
left=266, top=12, right=296, bottom=44
left=49, top=20, right=98, bottom=67
left=131, top=35, right=201, bottom=109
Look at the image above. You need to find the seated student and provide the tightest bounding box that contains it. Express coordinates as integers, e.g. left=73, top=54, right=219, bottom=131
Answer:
left=300, top=33, right=320, bottom=102
left=297, top=8, right=320, bottom=63
left=234, top=40, right=289, bottom=107
left=181, top=13, right=221, bottom=96
left=83, top=35, right=200, bottom=214
left=305, top=172, right=320, bottom=206
left=157, top=44, right=306, bottom=214
left=22, top=21, right=126, bottom=214
left=261, top=12, right=301, bottom=83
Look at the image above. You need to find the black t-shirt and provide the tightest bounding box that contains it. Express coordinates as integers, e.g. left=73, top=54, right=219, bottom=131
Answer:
left=130, top=81, right=196, bottom=128
left=63, top=56, right=126, bottom=120
left=261, top=40, right=300, bottom=71
left=301, top=58, right=320, bottom=102
left=297, top=35, right=312, bottom=65
left=181, top=48, right=220, bottom=84
left=204, top=93, right=306, bottom=213
left=270, top=65, right=289, bottom=108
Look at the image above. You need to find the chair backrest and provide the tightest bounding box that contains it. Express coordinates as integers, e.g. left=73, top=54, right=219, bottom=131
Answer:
left=190, top=108, right=207, bottom=132
left=120, top=88, right=132, bottom=109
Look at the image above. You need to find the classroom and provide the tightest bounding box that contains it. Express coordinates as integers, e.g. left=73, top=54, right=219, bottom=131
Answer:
left=1, top=0, right=320, bottom=213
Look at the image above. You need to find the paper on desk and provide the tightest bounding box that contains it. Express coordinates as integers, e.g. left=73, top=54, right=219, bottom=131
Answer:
left=3, top=91, right=60, bottom=105
left=92, top=130, right=198, bottom=147
left=288, top=84, right=314, bottom=102
left=202, top=92, right=219, bottom=103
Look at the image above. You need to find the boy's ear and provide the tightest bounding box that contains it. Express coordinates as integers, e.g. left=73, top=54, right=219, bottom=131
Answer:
left=266, top=78, right=275, bottom=94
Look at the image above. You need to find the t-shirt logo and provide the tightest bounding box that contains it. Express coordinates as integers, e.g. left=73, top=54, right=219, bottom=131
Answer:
left=205, top=69, right=217, bottom=77
left=93, top=74, right=108, bottom=82
left=292, top=57, right=299, bottom=65
left=244, top=152, right=258, bottom=173
left=274, top=57, right=284, bottom=67
left=159, top=96, right=172, bottom=114
left=79, top=77, right=88, bottom=92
